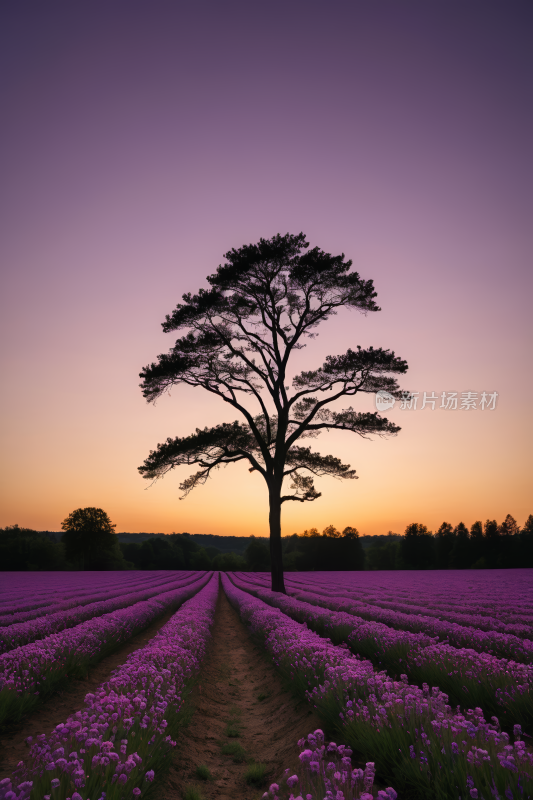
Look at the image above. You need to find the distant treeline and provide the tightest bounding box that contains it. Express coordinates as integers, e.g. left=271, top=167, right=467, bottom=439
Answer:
left=1, top=514, right=532, bottom=571
left=365, top=515, right=533, bottom=570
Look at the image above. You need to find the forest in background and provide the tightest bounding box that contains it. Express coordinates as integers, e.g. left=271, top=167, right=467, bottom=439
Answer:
left=1, top=514, right=532, bottom=572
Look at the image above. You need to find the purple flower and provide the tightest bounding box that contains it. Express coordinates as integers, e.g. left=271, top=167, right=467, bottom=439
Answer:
left=287, top=775, right=298, bottom=788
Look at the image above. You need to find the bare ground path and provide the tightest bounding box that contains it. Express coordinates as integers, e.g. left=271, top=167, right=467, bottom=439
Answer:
left=0, top=605, right=178, bottom=780
left=160, top=588, right=321, bottom=800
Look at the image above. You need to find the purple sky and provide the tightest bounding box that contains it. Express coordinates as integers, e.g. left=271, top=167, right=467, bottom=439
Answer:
left=1, top=1, right=531, bottom=536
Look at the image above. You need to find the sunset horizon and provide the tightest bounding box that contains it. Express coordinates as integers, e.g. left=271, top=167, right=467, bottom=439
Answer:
left=1, top=1, right=531, bottom=541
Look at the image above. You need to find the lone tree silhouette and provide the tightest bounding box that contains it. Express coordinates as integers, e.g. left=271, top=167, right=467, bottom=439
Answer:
left=139, top=233, right=407, bottom=592
left=61, top=507, right=117, bottom=570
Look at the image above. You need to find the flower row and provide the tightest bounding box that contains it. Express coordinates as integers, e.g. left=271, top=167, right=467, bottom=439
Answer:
left=268, top=574, right=533, bottom=664
left=1, top=573, right=219, bottom=800
left=231, top=573, right=533, bottom=733
left=0, top=572, right=165, bottom=614
left=262, top=728, right=397, bottom=800
left=0, top=572, right=195, bottom=627
left=286, top=570, right=533, bottom=619
left=222, top=575, right=533, bottom=800
left=0, top=573, right=202, bottom=651
left=285, top=576, right=533, bottom=638
left=0, top=572, right=212, bottom=728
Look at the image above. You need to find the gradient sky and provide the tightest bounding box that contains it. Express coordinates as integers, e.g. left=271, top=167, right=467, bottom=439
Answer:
left=1, top=1, right=531, bottom=538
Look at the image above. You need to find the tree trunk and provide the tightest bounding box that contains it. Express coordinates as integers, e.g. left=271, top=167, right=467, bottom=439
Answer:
left=268, top=487, right=286, bottom=593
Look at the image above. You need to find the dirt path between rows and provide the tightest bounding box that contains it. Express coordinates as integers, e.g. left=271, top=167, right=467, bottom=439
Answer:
left=0, top=605, right=178, bottom=781
left=160, top=589, right=321, bottom=800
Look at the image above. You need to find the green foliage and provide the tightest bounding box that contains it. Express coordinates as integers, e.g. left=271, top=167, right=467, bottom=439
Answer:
left=119, top=533, right=204, bottom=570
left=204, top=545, right=222, bottom=559
left=194, top=764, right=212, bottom=781
left=244, top=762, right=269, bottom=787
left=395, top=515, right=533, bottom=570
left=182, top=786, right=204, bottom=800
left=224, top=705, right=243, bottom=738
left=212, top=551, right=246, bottom=571
left=244, top=539, right=270, bottom=571
left=225, top=722, right=241, bottom=738
left=401, top=522, right=434, bottom=569
left=281, top=531, right=365, bottom=571
left=220, top=741, right=247, bottom=762
left=61, top=507, right=124, bottom=570
left=0, top=525, right=71, bottom=571
left=366, top=537, right=401, bottom=570
left=189, top=547, right=212, bottom=570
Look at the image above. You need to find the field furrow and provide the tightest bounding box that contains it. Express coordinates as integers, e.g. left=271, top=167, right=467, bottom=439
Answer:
left=0, top=573, right=202, bottom=652
left=229, top=572, right=533, bottom=733
left=0, top=572, right=212, bottom=727
left=222, top=574, right=533, bottom=800
left=2, top=574, right=219, bottom=800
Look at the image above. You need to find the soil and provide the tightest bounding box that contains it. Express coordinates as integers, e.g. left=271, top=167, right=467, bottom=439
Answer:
left=0, top=589, right=322, bottom=799
left=0, top=605, right=178, bottom=780
left=160, top=589, right=321, bottom=800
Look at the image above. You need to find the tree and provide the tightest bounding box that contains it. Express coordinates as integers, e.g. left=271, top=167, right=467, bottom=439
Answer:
left=245, top=538, right=271, bottom=571
left=61, top=507, right=120, bottom=570
left=0, top=525, right=70, bottom=571
left=342, top=526, right=360, bottom=539
left=301, top=527, right=320, bottom=538
left=322, top=524, right=341, bottom=538
left=435, top=521, right=454, bottom=569
left=499, top=514, right=519, bottom=537
left=366, top=537, right=400, bottom=570
left=484, top=519, right=499, bottom=540
left=449, top=522, right=470, bottom=569
left=139, top=233, right=407, bottom=592
left=523, top=514, right=533, bottom=535
left=401, top=523, right=435, bottom=570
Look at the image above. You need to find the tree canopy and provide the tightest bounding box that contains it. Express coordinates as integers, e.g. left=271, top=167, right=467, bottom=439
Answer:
left=61, top=507, right=119, bottom=569
left=139, top=233, right=408, bottom=591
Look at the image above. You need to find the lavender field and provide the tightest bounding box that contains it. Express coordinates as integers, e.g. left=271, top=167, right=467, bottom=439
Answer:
left=0, top=570, right=532, bottom=800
